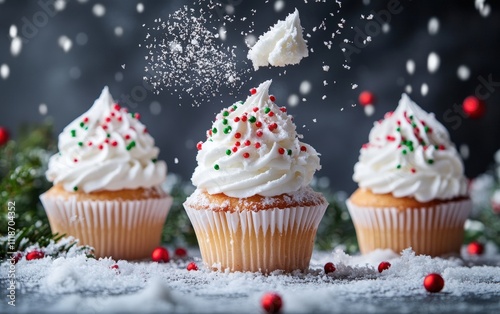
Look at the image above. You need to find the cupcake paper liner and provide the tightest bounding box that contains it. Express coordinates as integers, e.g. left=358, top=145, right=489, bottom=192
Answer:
left=346, top=198, right=472, bottom=256
left=184, top=204, right=327, bottom=273
left=40, top=193, right=172, bottom=260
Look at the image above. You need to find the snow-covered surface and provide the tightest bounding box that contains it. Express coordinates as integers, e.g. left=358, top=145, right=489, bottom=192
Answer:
left=3, top=246, right=500, bottom=313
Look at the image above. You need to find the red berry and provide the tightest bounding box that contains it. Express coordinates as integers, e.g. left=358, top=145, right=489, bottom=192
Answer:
left=175, top=247, right=187, bottom=258
left=151, top=247, right=169, bottom=263
left=462, top=96, right=485, bottom=119
left=324, top=262, right=336, bottom=274
left=0, top=127, right=10, bottom=146
left=359, top=91, right=375, bottom=106
left=269, top=95, right=276, bottom=102
left=261, top=293, right=282, bottom=314
left=197, top=141, right=203, bottom=151
left=250, top=88, right=257, bottom=95
left=424, top=273, right=445, bottom=293
left=378, top=261, right=391, bottom=273
left=187, top=262, right=198, bottom=271
left=26, top=250, right=44, bottom=261
left=467, top=241, right=484, bottom=255
left=12, top=252, right=23, bottom=264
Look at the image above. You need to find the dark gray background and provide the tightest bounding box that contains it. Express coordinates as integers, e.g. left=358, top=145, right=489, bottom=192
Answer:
left=1, top=0, right=500, bottom=194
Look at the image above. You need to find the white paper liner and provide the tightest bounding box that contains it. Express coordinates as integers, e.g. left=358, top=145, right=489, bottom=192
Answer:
left=40, top=193, right=172, bottom=260
left=346, top=198, right=472, bottom=256
left=184, top=203, right=327, bottom=273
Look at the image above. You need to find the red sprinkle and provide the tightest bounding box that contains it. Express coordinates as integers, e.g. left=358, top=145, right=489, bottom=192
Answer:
left=300, top=146, right=307, bottom=152
left=235, top=141, right=241, bottom=147
left=280, top=107, right=287, bottom=113
left=269, top=95, right=276, bottom=102
left=268, top=111, right=275, bottom=117
left=187, top=262, right=198, bottom=271
left=241, top=116, right=248, bottom=122
left=111, top=141, right=118, bottom=147
left=125, top=135, right=131, bottom=140
left=197, top=141, right=203, bottom=150
left=135, top=113, right=141, bottom=120
left=111, top=112, right=115, bottom=117
left=98, top=144, right=104, bottom=150
left=113, top=104, right=121, bottom=111
left=256, top=130, right=263, bottom=137
left=250, top=88, right=257, bottom=95
left=117, top=116, right=123, bottom=122
left=232, top=147, right=238, bottom=153
left=244, top=140, right=251, bottom=146
left=88, top=141, right=93, bottom=146
left=102, top=125, right=108, bottom=130
left=278, top=148, right=285, bottom=155
left=235, top=132, right=241, bottom=139
left=83, top=117, right=89, bottom=123
left=362, top=144, right=369, bottom=149
left=439, top=145, right=445, bottom=150
left=74, top=158, right=78, bottom=163
left=234, top=117, right=240, bottom=122
left=268, top=123, right=278, bottom=131
left=143, top=128, right=148, bottom=133
left=255, top=121, right=262, bottom=128
left=253, top=107, right=259, bottom=112
left=105, top=117, right=111, bottom=123
left=411, top=168, right=416, bottom=173
left=255, top=143, right=261, bottom=149
left=243, top=152, right=250, bottom=158
left=386, top=135, right=396, bottom=141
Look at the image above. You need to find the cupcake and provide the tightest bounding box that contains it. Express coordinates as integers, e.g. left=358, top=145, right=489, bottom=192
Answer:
left=183, top=80, right=328, bottom=273
left=347, top=94, right=471, bottom=256
left=40, top=87, right=172, bottom=260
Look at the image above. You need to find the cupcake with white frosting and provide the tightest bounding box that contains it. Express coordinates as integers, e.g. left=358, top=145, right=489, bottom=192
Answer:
left=347, top=94, right=471, bottom=256
left=40, top=87, right=172, bottom=260
left=183, top=80, right=328, bottom=273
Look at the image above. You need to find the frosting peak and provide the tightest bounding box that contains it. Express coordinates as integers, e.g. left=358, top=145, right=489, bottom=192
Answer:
left=191, top=80, right=321, bottom=198
left=46, top=86, right=166, bottom=193
left=247, top=9, right=309, bottom=70
left=353, top=93, right=468, bottom=202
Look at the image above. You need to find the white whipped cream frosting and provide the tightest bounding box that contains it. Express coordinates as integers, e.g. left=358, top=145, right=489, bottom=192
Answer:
left=46, top=87, right=166, bottom=193
left=353, top=94, right=468, bottom=202
left=247, top=8, right=309, bottom=71
left=191, top=80, right=321, bottom=198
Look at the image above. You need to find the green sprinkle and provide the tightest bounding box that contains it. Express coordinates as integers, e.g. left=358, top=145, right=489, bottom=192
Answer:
left=78, top=142, right=83, bottom=147
left=428, top=159, right=434, bottom=164
left=249, top=116, right=257, bottom=123
left=152, top=158, right=157, bottom=163
left=409, top=115, right=414, bottom=120
left=70, top=130, right=76, bottom=137
left=222, top=119, right=228, bottom=125
left=214, top=164, right=220, bottom=170
left=226, top=149, right=231, bottom=156
left=434, top=145, right=439, bottom=150
left=212, top=127, right=218, bottom=134
left=264, top=107, right=271, bottom=114
left=397, top=165, right=401, bottom=169
left=73, top=186, right=78, bottom=192
left=80, top=122, right=85, bottom=128
left=409, top=146, right=414, bottom=152
left=402, top=150, right=407, bottom=155
left=287, top=149, right=292, bottom=156
left=126, top=141, right=136, bottom=151
left=396, top=127, right=401, bottom=132
left=223, top=111, right=229, bottom=117
left=412, top=123, right=417, bottom=128
left=238, top=101, right=243, bottom=105
left=85, top=127, right=88, bottom=131
left=107, top=133, right=111, bottom=138
left=425, top=126, right=430, bottom=133
left=223, top=126, right=232, bottom=134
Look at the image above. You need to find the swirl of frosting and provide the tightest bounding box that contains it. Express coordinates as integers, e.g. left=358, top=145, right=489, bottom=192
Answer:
left=353, top=93, right=468, bottom=202
left=191, top=80, right=321, bottom=198
left=46, top=87, right=166, bottom=193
